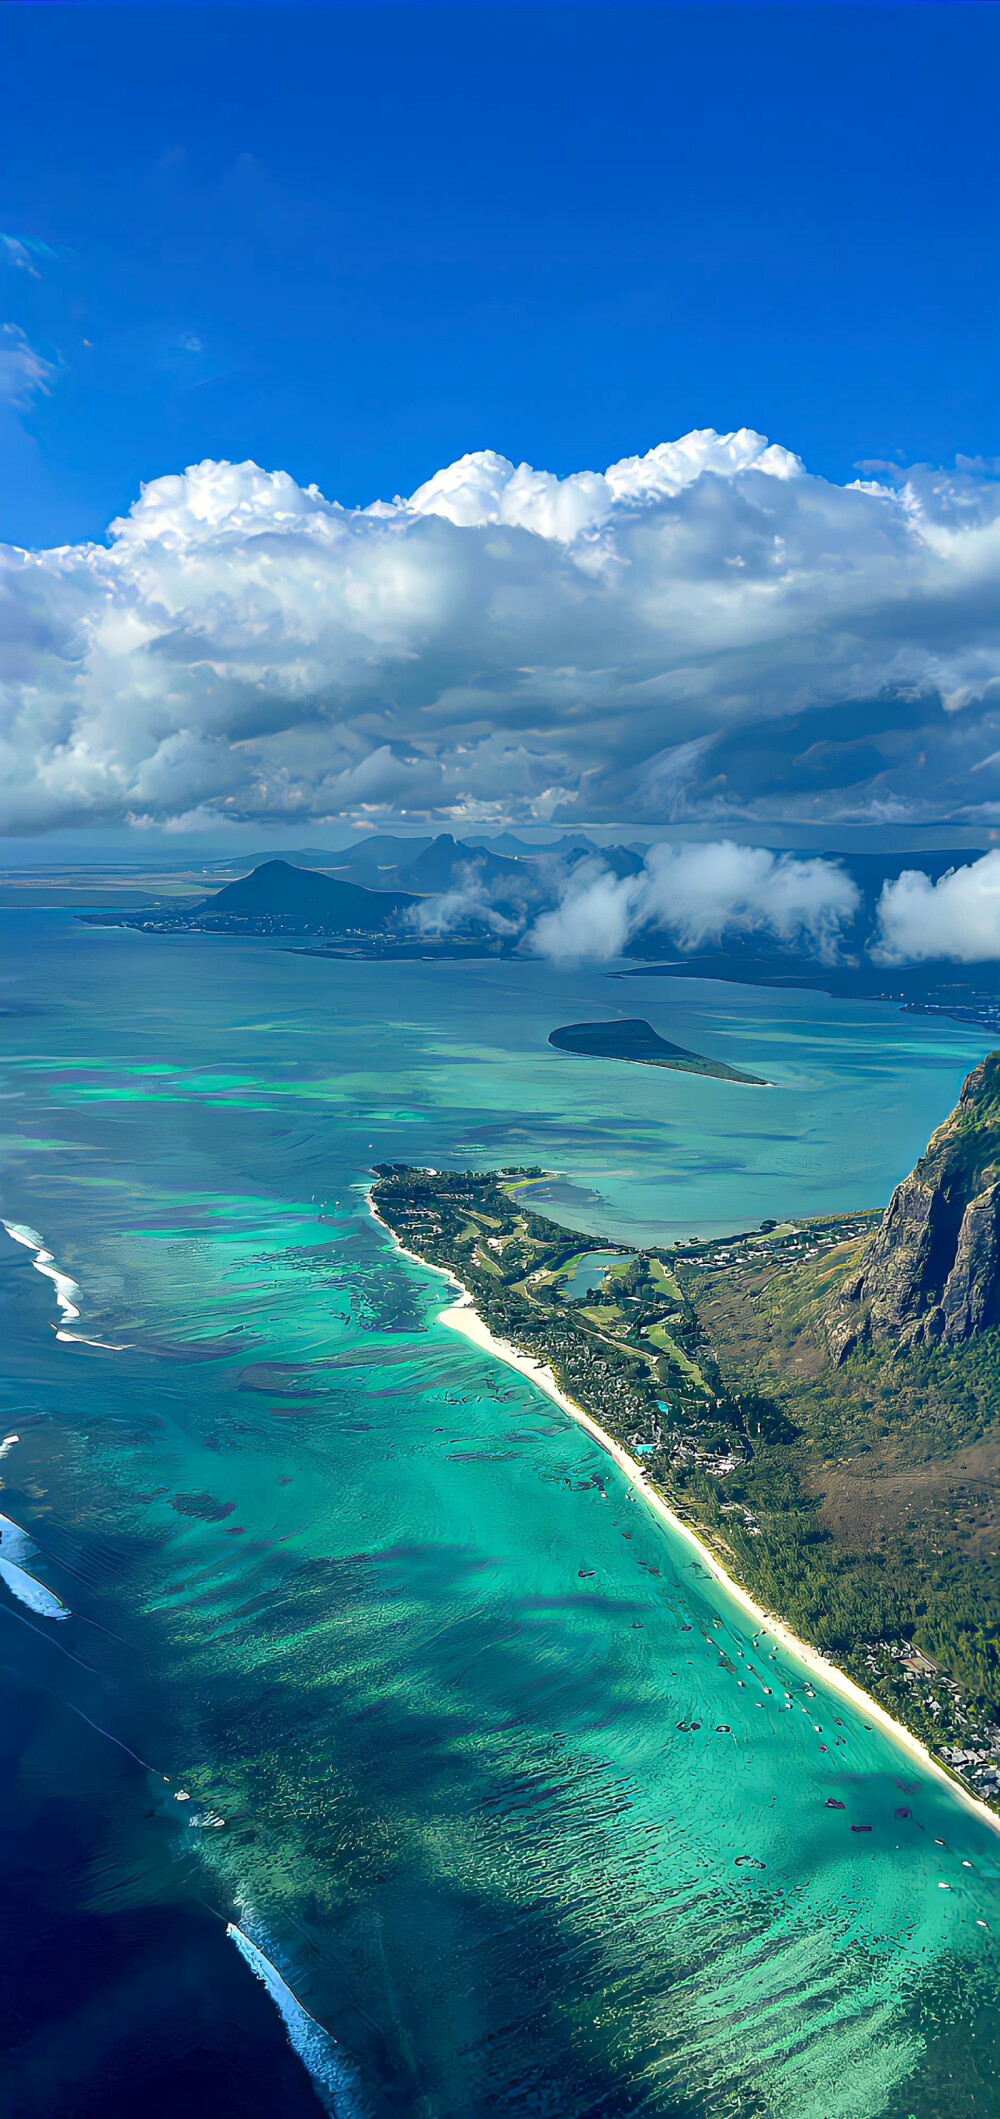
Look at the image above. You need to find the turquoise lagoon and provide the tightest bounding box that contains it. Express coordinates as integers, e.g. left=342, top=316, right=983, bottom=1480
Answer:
left=1, top=912, right=998, bottom=2118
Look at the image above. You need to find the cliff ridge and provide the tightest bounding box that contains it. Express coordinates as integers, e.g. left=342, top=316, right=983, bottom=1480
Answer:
left=827, top=1051, right=1000, bottom=1360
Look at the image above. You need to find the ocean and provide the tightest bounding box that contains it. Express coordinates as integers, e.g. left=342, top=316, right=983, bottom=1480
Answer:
left=1, top=910, right=998, bottom=2119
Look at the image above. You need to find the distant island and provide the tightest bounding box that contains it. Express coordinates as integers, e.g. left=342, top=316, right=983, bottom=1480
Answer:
left=70, top=846, right=1000, bottom=1027
left=548, top=1017, right=768, bottom=1086
left=372, top=1053, right=1000, bottom=1815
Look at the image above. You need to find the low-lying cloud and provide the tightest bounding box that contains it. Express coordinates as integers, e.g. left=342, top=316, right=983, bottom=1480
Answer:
left=408, top=867, right=525, bottom=939
left=1, top=430, right=998, bottom=834
left=410, top=842, right=1000, bottom=966
left=525, top=842, right=861, bottom=962
left=872, top=850, right=1000, bottom=963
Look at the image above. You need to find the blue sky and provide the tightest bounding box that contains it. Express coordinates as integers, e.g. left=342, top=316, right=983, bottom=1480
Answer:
left=0, top=4, right=997, bottom=849
left=1, top=4, right=997, bottom=547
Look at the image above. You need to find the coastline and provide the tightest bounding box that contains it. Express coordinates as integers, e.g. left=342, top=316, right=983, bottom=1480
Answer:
left=368, top=1189, right=1000, bottom=1839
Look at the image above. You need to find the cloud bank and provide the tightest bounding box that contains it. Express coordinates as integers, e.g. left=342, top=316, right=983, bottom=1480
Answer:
left=1, top=429, right=998, bottom=834
left=407, top=840, right=997, bottom=965
left=873, top=850, right=1000, bottom=964
left=525, top=842, right=861, bottom=962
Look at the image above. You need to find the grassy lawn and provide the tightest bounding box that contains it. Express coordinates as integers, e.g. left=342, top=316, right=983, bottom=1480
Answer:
left=648, top=1255, right=683, bottom=1303
left=644, top=1320, right=706, bottom=1387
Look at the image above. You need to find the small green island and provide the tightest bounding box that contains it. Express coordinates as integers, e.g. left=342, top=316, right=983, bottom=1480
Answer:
left=548, top=1017, right=768, bottom=1085
left=373, top=1052, right=1000, bottom=1814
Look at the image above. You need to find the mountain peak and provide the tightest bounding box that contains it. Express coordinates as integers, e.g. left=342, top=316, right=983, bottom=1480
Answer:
left=200, top=859, right=418, bottom=928
left=828, top=1051, right=1000, bottom=1358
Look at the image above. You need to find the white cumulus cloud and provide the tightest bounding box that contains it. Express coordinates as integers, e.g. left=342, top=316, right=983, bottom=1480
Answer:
left=526, top=842, right=861, bottom=962
left=1, top=431, right=998, bottom=834
left=872, top=851, right=1000, bottom=964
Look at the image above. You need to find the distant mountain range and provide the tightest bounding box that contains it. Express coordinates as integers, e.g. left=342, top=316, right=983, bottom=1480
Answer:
left=204, top=831, right=633, bottom=896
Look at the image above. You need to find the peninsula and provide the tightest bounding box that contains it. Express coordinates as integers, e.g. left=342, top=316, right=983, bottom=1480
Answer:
left=372, top=1053, right=1000, bottom=1815
left=548, top=1017, right=767, bottom=1084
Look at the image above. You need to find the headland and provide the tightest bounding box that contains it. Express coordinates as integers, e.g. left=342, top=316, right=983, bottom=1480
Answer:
left=370, top=1093, right=1000, bottom=1824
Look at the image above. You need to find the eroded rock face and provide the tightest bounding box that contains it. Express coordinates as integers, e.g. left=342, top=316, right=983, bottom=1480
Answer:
left=940, top=1181, right=1000, bottom=1341
left=828, top=1053, right=1000, bottom=1360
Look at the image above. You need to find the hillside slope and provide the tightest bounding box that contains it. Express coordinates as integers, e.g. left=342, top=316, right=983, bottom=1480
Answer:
left=676, top=1071, right=1000, bottom=1804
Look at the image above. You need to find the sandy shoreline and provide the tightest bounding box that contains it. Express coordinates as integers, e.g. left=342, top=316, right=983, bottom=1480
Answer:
left=368, top=1191, right=1000, bottom=1838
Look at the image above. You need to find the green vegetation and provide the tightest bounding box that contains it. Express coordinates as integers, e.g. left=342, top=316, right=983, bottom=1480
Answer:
left=643, top=1319, right=706, bottom=1386
left=680, top=1236, right=1000, bottom=1804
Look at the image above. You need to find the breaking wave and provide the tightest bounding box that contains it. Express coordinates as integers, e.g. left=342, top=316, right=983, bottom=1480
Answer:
left=226, top=1922, right=368, bottom=2117
left=2, top=1219, right=126, bottom=1348
left=0, top=1510, right=36, bottom=1566
left=0, top=1510, right=70, bottom=1619
left=0, top=1555, right=70, bottom=1619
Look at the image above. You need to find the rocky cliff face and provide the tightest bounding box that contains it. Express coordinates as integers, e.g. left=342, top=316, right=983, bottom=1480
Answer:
left=827, top=1052, right=1000, bottom=1361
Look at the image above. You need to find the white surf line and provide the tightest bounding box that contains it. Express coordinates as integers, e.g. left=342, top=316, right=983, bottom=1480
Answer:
left=0, top=1502, right=71, bottom=1620
left=368, top=1189, right=1000, bottom=1840
left=227, top=1923, right=365, bottom=2117
left=0, top=1555, right=70, bottom=1620
left=1, top=1219, right=126, bottom=1348
left=0, top=1510, right=35, bottom=1566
